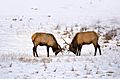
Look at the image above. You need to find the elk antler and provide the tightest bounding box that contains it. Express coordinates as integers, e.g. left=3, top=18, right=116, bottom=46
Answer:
left=62, top=44, right=68, bottom=50
left=61, top=37, right=70, bottom=45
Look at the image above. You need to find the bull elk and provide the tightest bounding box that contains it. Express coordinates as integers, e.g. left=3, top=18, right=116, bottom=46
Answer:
left=64, top=31, right=101, bottom=56
left=31, top=32, right=62, bottom=57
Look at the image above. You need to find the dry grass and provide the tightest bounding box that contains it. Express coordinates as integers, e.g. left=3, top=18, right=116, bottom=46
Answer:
left=103, top=29, right=117, bottom=40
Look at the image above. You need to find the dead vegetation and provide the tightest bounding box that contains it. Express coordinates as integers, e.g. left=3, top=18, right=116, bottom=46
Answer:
left=103, top=29, right=117, bottom=40
left=18, top=56, right=52, bottom=63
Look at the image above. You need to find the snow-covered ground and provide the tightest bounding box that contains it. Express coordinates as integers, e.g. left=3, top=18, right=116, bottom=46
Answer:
left=0, top=0, right=120, bottom=79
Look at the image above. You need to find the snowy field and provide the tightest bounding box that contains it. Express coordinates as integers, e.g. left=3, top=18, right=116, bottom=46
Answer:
left=0, top=0, right=120, bottom=79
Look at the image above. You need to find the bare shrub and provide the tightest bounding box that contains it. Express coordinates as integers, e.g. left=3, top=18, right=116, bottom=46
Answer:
left=54, top=24, right=61, bottom=30
left=116, top=42, right=120, bottom=46
left=103, top=29, right=117, bottom=40
left=103, top=40, right=109, bottom=43
left=84, top=64, right=87, bottom=70
left=75, top=24, right=79, bottom=27
left=62, top=27, right=73, bottom=38
left=104, top=35, right=112, bottom=40
left=41, top=57, right=52, bottom=63
left=62, top=30, right=69, bottom=36
left=53, top=68, right=57, bottom=72
left=12, top=18, right=17, bottom=21
left=0, top=53, right=17, bottom=62
left=80, top=27, right=87, bottom=32
left=71, top=67, right=75, bottom=71
left=68, top=27, right=74, bottom=38
left=18, top=56, right=39, bottom=63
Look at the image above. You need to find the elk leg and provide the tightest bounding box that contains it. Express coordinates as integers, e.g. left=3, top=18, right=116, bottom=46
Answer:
left=47, top=46, right=49, bottom=57
left=76, top=51, right=79, bottom=56
left=97, top=44, right=102, bottom=55
left=76, top=48, right=79, bottom=56
left=93, top=43, right=97, bottom=56
left=94, top=47, right=97, bottom=56
left=35, top=47, right=39, bottom=57
left=33, top=46, right=38, bottom=57
left=33, top=46, right=36, bottom=57
left=78, top=45, right=82, bottom=56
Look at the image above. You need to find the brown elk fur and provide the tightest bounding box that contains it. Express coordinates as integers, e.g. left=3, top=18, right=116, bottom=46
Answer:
left=31, top=32, right=62, bottom=57
left=69, top=31, right=101, bottom=56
